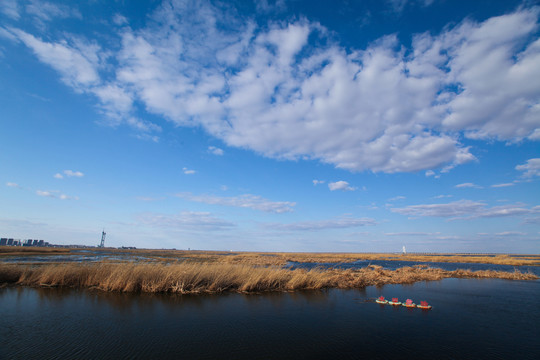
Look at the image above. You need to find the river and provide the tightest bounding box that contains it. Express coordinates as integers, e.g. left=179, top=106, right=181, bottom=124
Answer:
left=1, top=278, right=539, bottom=359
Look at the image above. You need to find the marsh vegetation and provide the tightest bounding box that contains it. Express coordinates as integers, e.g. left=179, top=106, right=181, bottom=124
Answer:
left=0, top=262, right=536, bottom=294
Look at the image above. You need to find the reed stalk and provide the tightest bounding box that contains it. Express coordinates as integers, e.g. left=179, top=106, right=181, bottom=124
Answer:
left=0, top=262, right=536, bottom=294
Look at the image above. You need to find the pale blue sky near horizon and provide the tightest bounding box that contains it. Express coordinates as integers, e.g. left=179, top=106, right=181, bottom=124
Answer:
left=1, top=0, right=539, bottom=253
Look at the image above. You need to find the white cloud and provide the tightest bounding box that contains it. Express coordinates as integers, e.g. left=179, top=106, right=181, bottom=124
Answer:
left=494, top=231, right=527, bottom=236
left=25, top=0, right=81, bottom=23
left=136, top=211, right=234, bottom=231
left=267, top=216, right=376, bottom=231
left=385, top=232, right=440, bottom=236
left=434, top=194, right=452, bottom=199
left=328, top=181, right=356, bottom=191
left=312, top=180, right=325, bottom=186
left=10, top=29, right=100, bottom=89
left=391, top=200, right=540, bottom=220
left=176, top=193, right=295, bottom=213
left=182, top=167, right=196, bottom=175
left=10, top=3, right=540, bottom=174
left=36, top=190, right=78, bottom=200
left=0, top=0, right=19, bottom=20
left=113, top=14, right=128, bottom=26
left=6, top=182, right=21, bottom=188
left=208, top=146, right=224, bottom=155
left=388, top=195, right=406, bottom=201
left=63, top=170, right=84, bottom=177
left=491, top=183, right=515, bottom=188
left=455, top=182, right=482, bottom=189
left=53, top=173, right=63, bottom=179
left=516, top=158, right=540, bottom=178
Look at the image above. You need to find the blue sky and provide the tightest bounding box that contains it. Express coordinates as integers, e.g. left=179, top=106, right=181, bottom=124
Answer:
left=1, top=0, right=539, bottom=253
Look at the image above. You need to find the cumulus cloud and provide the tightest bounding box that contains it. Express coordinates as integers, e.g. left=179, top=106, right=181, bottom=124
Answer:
left=176, top=193, right=295, bottom=213
left=136, top=211, right=234, bottom=230
left=516, top=158, right=540, bottom=178
left=313, top=180, right=325, bottom=186
left=7, top=2, right=540, bottom=173
left=391, top=200, right=540, bottom=220
left=182, top=167, right=196, bottom=175
left=267, top=216, right=376, bottom=231
left=328, top=181, right=356, bottom=191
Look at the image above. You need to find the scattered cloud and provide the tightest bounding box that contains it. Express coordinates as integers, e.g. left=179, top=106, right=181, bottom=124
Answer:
left=494, top=231, right=527, bottom=236
left=523, top=217, right=540, bottom=225
left=6, top=182, right=21, bottom=188
left=136, top=211, right=235, bottom=231
left=425, top=170, right=435, bottom=177
left=176, top=193, right=295, bottom=213
left=455, top=182, right=482, bottom=189
left=328, top=181, right=356, bottom=191
left=491, top=183, right=515, bottom=188
left=56, top=170, right=84, bottom=178
left=267, top=216, right=376, bottom=231
left=112, top=13, right=128, bottom=26
left=388, top=196, right=406, bottom=201
left=434, top=194, right=452, bottom=199
left=9, top=3, right=540, bottom=174
left=0, top=0, right=19, bottom=20
left=182, top=167, right=196, bottom=175
left=391, top=200, right=540, bottom=220
left=36, top=190, right=78, bottom=200
left=312, top=180, right=325, bottom=186
left=516, top=158, right=540, bottom=178
left=25, top=0, right=82, bottom=23
left=208, top=146, right=224, bottom=156
left=385, top=232, right=440, bottom=236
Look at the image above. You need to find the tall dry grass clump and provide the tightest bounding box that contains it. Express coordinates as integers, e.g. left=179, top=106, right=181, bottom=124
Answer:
left=0, top=262, right=537, bottom=294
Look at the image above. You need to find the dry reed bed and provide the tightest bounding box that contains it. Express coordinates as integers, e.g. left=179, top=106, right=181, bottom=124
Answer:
left=115, top=249, right=540, bottom=266
left=0, top=263, right=536, bottom=294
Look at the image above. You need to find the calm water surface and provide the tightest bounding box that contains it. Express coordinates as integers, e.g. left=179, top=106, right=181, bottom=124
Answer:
left=1, top=279, right=539, bottom=359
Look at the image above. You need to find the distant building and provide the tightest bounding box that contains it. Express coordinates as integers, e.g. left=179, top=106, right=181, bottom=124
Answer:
left=38, top=240, right=45, bottom=247
left=0, top=238, right=7, bottom=246
left=7, top=239, right=14, bottom=246
left=32, top=240, right=39, bottom=246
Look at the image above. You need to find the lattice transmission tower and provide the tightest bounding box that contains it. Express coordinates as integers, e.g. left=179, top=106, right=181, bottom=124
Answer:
left=98, top=230, right=106, bottom=248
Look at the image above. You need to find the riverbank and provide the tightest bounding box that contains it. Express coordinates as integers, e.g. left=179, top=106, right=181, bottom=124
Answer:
left=0, top=262, right=536, bottom=294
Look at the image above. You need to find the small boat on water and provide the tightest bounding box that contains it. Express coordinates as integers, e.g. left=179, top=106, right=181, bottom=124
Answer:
left=388, top=297, right=401, bottom=305
left=376, top=296, right=388, bottom=304
left=417, top=301, right=432, bottom=310
left=402, top=299, right=416, bottom=308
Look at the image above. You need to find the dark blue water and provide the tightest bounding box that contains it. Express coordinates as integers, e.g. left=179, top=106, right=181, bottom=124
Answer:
left=287, top=259, right=540, bottom=276
left=1, top=278, right=539, bottom=359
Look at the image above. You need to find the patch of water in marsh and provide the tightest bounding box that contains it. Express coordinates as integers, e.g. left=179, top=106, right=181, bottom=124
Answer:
left=287, top=259, right=540, bottom=276
left=1, top=278, right=538, bottom=359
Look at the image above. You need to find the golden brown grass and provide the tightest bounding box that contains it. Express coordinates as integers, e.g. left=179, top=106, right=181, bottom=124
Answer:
left=0, top=246, right=71, bottom=255
left=106, top=249, right=540, bottom=267
left=0, top=262, right=536, bottom=294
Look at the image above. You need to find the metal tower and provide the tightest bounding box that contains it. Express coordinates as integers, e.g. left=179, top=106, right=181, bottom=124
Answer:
left=99, top=230, right=106, bottom=248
